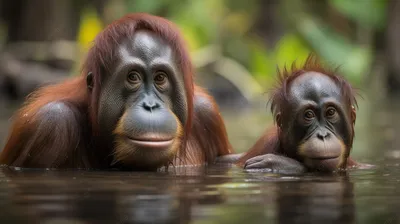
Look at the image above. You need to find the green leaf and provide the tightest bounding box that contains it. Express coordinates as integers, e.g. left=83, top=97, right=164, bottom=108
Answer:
left=125, top=0, right=169, bottom=13
left=296, top=17, right=372, bottom=84
left=329, top=0, right=388, bottom=30
left=274, top=33, right=311, bottom=69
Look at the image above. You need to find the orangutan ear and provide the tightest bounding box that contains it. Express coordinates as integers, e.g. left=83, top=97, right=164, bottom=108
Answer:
left=351, top=106, right=356, bottom=126
left=87, top=72, right=93, bottom=90
left=275, top=112, right=282, bottom=128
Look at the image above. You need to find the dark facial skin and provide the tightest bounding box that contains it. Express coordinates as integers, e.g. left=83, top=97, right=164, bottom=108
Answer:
left=93, top=30, right=188, bottom=169
left=279, top=72, right=353, bottom=171
left=244, top=71, right=355, bottom=174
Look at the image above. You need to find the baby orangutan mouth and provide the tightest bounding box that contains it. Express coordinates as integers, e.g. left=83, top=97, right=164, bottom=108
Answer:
left=298, top=135, right=345, bottom=171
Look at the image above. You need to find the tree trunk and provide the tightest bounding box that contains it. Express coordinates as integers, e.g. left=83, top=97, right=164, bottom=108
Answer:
left=0, top=0, right=107, bottom=100
left=385, top=0, right=400, bottom=96
left=251, top=0, right=285, bottom=48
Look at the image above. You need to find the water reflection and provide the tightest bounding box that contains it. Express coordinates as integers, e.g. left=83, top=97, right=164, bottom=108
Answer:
left=276, top=176, right=355, bottom=224
left=0, top=165, right=234, bottom=223
left=0, top=165, right=398, bottom=223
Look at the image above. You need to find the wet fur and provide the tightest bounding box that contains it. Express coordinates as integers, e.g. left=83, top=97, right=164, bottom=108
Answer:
left=0, top=13, right=233, bottom=169
left=238, top=54, right=359, bottom=169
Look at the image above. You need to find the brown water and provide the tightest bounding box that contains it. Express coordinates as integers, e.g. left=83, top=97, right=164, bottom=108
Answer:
left=0, top=97, right=399, bottom=223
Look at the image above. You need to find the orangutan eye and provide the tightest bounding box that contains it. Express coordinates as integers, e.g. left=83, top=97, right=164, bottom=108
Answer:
left=154, top=72, right=167, bottom=85
left=127, top=71, right=141, bottom=84
left=326, top=107, right=337, bottom=118
left=304, top=110, right=315, bottom=120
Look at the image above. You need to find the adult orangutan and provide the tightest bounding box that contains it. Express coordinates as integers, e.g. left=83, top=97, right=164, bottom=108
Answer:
left=238, top=54, right=371, bottom=174
left=0, top=13, right=235, bottom=171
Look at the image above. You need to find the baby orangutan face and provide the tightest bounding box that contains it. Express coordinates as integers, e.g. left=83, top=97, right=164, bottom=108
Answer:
left=278, top=72, right=355, bottom=171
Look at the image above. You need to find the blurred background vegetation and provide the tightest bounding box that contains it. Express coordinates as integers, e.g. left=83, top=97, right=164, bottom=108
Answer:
left=0, top=0, right=395, bottom=104
left=0, top=0, right=399, bottom=156
left=1, top=3, right=400, bottom=223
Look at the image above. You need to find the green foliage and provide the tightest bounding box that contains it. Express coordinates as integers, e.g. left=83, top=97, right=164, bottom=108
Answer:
left=79, top=0, right=318, bottom=87
left=248, top=34, right=311, bottom=86
left=77, top=7, right=103, bottom=49
left=295, top=15, right=372, bottom=85
left=330, top=0, right=388, bottom=30
left=77, top=0, right=387, bottom=87
left=274, top=34, right=311, bottom=70
left=249, top=38, right=274, bottom=83
left=125, top=0, right=224, bottom=50
left=125, top=0, right=170, bottom=13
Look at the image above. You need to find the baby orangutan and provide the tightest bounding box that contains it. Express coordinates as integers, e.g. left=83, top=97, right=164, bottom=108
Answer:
left=238, top=54, right=371, bottom=174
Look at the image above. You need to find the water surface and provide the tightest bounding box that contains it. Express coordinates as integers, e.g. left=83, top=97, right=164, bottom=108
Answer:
left=0, top=164, right=399, bottom=224
left=0, top=97, right=399, bottom=223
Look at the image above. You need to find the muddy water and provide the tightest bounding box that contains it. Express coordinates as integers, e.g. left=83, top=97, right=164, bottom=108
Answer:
left=0, top=96, right=399, bottom=223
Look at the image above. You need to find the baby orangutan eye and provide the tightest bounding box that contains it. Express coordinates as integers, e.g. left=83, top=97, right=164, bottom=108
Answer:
left=326, top=107, right=337, bottom=118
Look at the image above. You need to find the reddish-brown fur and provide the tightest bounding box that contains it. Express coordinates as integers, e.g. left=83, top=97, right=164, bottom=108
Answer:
left=0, top=13, right=233, bottom=169
left=238, top=54, right=359, bottom=168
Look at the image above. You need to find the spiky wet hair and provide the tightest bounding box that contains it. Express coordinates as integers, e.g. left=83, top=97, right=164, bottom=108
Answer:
left=268, top=53, right=358, bottom=118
